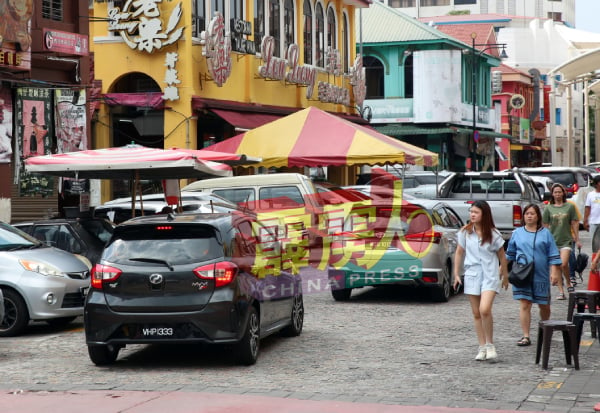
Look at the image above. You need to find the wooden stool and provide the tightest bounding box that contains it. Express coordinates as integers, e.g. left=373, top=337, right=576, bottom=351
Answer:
left=572, top=313, right=600, bottom=346
left=535, top=320, right=579, bottom=370
left=567, top=290, right=600, bottom=339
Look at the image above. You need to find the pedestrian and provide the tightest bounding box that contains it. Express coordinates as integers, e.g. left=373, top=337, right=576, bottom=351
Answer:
left=506, top=204, right=561, bottom=347
left=542, top=183, right=579, bottom=299
left=453, top=200, right=508, bottom=362
left=584, top=175, right=600, bottom=239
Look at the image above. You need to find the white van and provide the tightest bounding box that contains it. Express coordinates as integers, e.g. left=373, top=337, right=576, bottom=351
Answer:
left=182, top=173, right=322, bottom=211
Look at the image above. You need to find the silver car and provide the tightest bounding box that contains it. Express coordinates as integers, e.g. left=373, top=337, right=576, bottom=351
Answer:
left=0, top=222, right=91, bottom=337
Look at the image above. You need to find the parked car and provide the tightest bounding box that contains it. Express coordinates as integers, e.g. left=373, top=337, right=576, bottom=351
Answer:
left=0, top=221, right=91, bottom=337
left=367, top=170, right=450, bottom=199
left=327, top=198, right=464, bottom=303
left=84, top=211, right=304, bottom=366
left=313, top=181, right=373, bottom=204
left=93, top=191, right=238, bottom=224
left=13, top=217, right=114, bottom=266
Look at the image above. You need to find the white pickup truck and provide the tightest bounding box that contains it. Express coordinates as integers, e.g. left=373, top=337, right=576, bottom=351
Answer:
left=436, top=171, right=545, bottom=241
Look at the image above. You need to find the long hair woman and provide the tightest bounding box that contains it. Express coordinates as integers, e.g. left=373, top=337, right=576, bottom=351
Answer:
left=453, top=200, right=508, bottom=361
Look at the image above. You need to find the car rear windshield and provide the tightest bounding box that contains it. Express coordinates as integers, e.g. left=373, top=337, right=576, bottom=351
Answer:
left=525, top=171, right=575, bottom=188
left=104, top=225, right=223, bottom=265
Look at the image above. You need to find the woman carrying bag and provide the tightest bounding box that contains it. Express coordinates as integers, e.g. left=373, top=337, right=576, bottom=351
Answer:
left=506, top=204, right=562, bottom=347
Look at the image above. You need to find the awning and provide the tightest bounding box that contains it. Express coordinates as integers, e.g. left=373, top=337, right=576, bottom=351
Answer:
left=375, top=124, right=455, bottom=138
left=102, top=92, right=165, bottom=108
left=510, top=144, right=550, bottom=151
left=548, top=47, right=600, bottom=82
left=210, top=109, right=281, bottom=131
left=452, top=127, right=514, bottom=140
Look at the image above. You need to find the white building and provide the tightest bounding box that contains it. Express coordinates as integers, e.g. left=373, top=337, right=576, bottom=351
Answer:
left=379, top=0, right=575, bottom=28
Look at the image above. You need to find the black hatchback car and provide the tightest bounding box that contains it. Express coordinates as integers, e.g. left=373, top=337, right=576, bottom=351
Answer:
left=84, top=211, right=304, bottom=366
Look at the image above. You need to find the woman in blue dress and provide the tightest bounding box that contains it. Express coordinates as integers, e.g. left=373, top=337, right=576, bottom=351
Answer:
left=506, top=204, right=562, bottom=347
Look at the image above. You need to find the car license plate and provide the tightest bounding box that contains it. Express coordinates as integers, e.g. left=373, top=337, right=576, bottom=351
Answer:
left=141, top=326, right=174, bottom=337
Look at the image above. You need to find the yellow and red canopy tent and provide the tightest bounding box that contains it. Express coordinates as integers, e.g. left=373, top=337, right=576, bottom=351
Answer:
left=204, top=106, right=439, bottom=169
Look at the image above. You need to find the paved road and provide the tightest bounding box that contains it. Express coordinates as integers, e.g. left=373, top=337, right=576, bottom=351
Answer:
left=0, top=232, right=598, bottom=412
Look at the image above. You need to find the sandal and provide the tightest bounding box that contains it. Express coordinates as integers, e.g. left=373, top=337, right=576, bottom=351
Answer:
left=517, top=337, right=531, bottom=346
left=567, top=286, right=575, bottom=293
left=556, top=293, right=566, bottom=300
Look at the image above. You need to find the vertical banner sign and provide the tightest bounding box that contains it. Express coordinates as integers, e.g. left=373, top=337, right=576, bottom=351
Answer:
left=55, top=89, right=87, bottom=153
left=55, top=89, right=89, bottom=195
left=16, top=88, right=54, bottom=197
left=0, top=87, right=13, bottom=163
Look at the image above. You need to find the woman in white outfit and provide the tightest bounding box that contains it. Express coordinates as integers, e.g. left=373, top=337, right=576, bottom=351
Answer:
left=454, top=200, right=509, bottom=361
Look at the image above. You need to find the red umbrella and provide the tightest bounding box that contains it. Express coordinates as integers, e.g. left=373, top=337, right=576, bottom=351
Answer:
left=24, top=144, right=232, bottom=180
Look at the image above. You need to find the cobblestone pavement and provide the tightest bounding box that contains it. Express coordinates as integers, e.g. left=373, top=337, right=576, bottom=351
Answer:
left=0, top=232, right=598, bottom=413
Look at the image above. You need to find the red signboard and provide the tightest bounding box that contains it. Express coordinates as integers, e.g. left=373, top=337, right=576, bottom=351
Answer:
left=43, top=29, right=89, bottom=56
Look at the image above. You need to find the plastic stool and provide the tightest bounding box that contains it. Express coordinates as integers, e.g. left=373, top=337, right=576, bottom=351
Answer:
left=567, top=290, right=600, bottom=337
left=572, top=313, right=600, bottom=346
left=535, top=320, right=579, bottom=370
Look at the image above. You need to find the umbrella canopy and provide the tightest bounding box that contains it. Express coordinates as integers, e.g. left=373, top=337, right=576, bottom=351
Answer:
left=24, top=144, right=232, bottom=180
left=168, top=147, right=262, bottom=165
left=204, top=106, right=438, bottom=168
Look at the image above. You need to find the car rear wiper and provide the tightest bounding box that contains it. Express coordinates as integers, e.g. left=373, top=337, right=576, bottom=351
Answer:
left=128, top=257, right=174, bottom=271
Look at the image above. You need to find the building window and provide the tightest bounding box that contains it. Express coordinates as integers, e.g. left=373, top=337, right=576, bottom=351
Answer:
left=212, top=0, right=225, bottom=15
left=555, top=108, right=562, bottom=126
left=42, top=0, right=63, bottom=21
left=230, top=0, right=243, bottom=20
left=404, top=54, right=413, bottom=98
left=364, top=56, right=384, bottom=99
left=315, top=3, right=325, bottom=67
left=454, top=0, right=476, bottom=4
left=548, top=12, right=562, bottom=22
left=420, top=0, right=450, bottom=6
left=388, top=0, right=415, bottom=6
left=326, top=6, right=336, bottom=53
left=193, top=0, right=206, bottom=38
left=255, top=0, right=265, bottom=52
left=269, top=0, right=281, bottom=56
left=283, top=0, right=295, bottom=53
left=303, top=0, right=313, bottom=64
left=342, top=12, right=349, bottom=72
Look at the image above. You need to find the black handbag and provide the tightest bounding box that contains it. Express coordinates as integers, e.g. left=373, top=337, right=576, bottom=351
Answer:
left=509, top=230, right=537, bottom=288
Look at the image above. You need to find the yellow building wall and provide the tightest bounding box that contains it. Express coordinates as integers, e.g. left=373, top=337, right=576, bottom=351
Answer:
left=91, top=0, right=364, bottom=154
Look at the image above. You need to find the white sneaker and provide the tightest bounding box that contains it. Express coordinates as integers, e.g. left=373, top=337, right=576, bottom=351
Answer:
left=475, top=346, right=487, bottom=361
left=485, top=344, right=497, bottom=361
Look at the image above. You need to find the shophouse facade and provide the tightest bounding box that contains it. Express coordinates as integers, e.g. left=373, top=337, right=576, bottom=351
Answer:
left=360, top=1, right=506, bottom=171
left=90, top=0, right=369, bottom=201
left=0, top=0, right=91, bottom=223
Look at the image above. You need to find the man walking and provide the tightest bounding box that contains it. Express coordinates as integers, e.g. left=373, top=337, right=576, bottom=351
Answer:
left=584, top=175, right=600, bottom=247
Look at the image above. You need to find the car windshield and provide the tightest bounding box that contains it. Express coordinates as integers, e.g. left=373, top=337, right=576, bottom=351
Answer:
left=525, top=171, right=574, bottom=188
left=414, top=175, right=446, bottom=185
left=0, top=223, right=42, bottom=251
left=104, top=224, right=223, bottom=265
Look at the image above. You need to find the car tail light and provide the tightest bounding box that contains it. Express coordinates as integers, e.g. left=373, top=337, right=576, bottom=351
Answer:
left=193, top=261, right=238, bottom=287
left=404, top=231, right=442, bottom=244
left=572, top=183, right=579, bottom=194
left=422, top=274, right=438, bottom=283
left=91, top=264, right=122, bottom=289
left=513, top=205, right=523, bottom=227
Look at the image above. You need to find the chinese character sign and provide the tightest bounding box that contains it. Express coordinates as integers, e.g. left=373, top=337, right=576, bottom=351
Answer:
left=15, top=88, right=54, bottom=197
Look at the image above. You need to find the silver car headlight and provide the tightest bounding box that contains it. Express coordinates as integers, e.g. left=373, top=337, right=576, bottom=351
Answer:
left=19, top=259, right=66, bottom=277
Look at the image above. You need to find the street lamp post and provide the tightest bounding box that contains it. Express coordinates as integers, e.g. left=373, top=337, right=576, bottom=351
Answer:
left=470, top=33, right=508, bottom=171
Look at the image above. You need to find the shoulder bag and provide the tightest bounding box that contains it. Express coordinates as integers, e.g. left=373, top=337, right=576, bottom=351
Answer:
left=508, top=229, right=537, bottom=288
